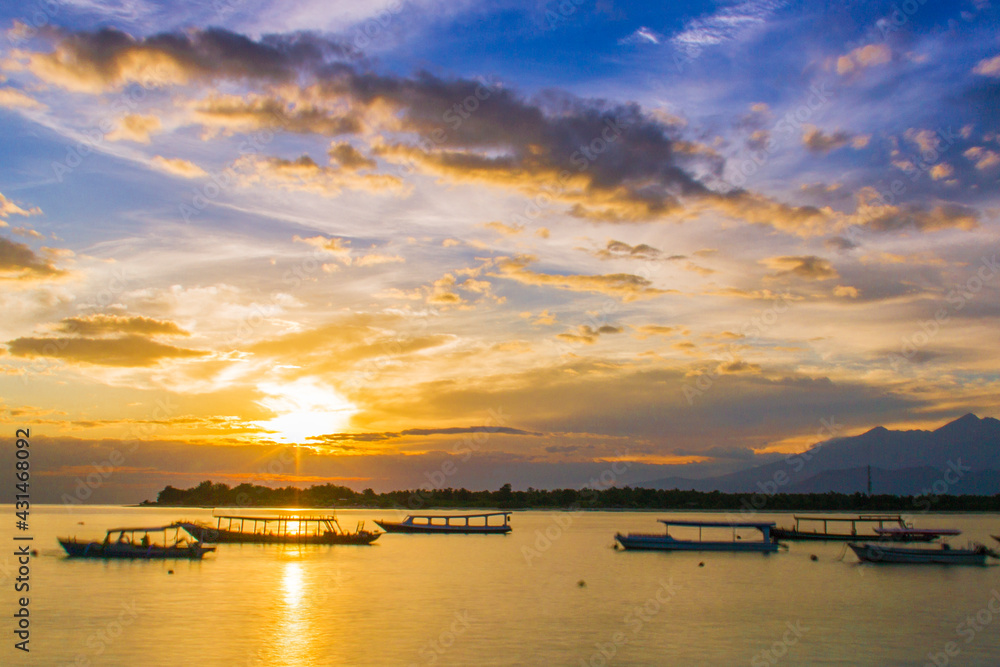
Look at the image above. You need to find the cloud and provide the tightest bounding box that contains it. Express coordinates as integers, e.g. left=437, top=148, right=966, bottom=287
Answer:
left=619, top=27, right=664, bottom=46
left=0, top=236, right=66, bottom=280
left=801, top=125, right=866, bottom=153
left=0, top=87, right=45, bottom=110
left=556, top=325, right=623, bottom=345
left=963, top=146, right=1000, bottom=170
left=762, top=255, right=838, bottom=281
left=235, top=154, right=403, bottom=196
left=191, top=94, right=364, bottom=136
left=16, top=26, right=834, bottom=234
left=6, top=334, right=208, bottom=366
left=972, top=55, right=1000, bottom=77
left=293, top=234, right=402, bottom=268
left=57, top=314, right=190, bottom=337
left=849, top=188, right=979, bottom=232
left=929, top=163, right=953, bottom=180
left=328, top=142, right=376, bottom=170
left=592, top=240, right=664, bottom=260
left=632, top=325, right=680, bottom=339
left=20, top=27, right=357, bottom=93
left=671, top=0, right=786, bottom=59
left=833, top=285, right=859, bottom=298
left=309, top=425, right=542, bottom=444
left=0, top=193, right=41, bottom=220
left=482, top=221, right=524, bottom=236
left=836, top=43, right=891, bottom=75
left=106, top=113, right=161, bottom=143
left=492, top=255, right=675, bottom=301
left=151, top=156, right=207, bottom=178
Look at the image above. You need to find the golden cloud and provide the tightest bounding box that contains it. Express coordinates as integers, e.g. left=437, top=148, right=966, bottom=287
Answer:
left=492, top=255, right=676, bottom=301
left=58, top=314, right=189, bottom=337
left=836, top=43, right=891, bottom=75
left=762, top=256, right=839, bottom=281
left=0, top=87, right=45, bottom=110
left=106, top=113, right=161, bottom=143
left=151, top=156, right=207, bottom=178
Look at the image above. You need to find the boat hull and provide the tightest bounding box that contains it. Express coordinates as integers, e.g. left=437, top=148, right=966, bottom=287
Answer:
left=615, top=533, right=779, bottom=552
left=58, top=539, right=214, bottom=560
left=374, top=521, right=510, bottom=534
left=849, top=543, right=988, bottom=565
left=771, top=528, right=937, bottom=542
left=178, top=523, right=380, bottom=545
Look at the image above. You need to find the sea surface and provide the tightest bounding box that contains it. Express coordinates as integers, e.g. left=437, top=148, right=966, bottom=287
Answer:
left=3, top=505, right=1000, bottom=666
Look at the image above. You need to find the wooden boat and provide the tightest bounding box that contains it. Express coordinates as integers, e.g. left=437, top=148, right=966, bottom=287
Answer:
left=849, top=541, right=998, bottom=565
left=771, top=515, right=947, bottom=542
left=615, top=519, right=780, bottom=552
left=375, top=512, right=512, bottom=534
left=58, top=523, right=214, bottom=560
left=179, top=513, right=380, bottom=545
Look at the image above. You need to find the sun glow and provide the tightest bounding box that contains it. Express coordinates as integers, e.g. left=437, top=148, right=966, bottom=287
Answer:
left=254, top=379, right=357, bottom=444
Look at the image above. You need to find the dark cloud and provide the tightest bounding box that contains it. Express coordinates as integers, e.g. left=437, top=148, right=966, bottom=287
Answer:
left=6, top=334, right=208, bottom=366
left=58, top=314, right=189, bottom=337
left=0, top=236, right=66, bottom=280
left=309, top=425, right=542, bottom=443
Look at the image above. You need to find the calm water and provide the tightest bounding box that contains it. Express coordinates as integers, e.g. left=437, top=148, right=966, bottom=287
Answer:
left=3, top=506, right=1000, bottom=666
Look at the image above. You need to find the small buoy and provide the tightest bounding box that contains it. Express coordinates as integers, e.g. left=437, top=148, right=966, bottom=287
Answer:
left=810, top=554, right=818, bottom=561
left=167, top=570, right=174, bottom=575
left=577, top=580, right=586, bottom=587
left=30, top=550, right=38, bottom=557
left=698, top=562, right=705, bottom=567
left=78, top=522, right=84, bottom=525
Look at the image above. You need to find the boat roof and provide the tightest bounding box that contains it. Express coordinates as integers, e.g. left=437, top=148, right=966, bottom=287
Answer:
left=213, top=514, right=337, bottom=521
left=792, top=514, right=904, bottom=522
left=406, top=512, right=511, bottom=518
left=658, top=519, right=776, bottom=528
left=874, top=527, right=962, bottom=535
left=105, top=523, right=190, bottom=533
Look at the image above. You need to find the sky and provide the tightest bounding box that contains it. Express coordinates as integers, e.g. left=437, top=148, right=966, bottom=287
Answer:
left=0, top=0, right=998, bottom=503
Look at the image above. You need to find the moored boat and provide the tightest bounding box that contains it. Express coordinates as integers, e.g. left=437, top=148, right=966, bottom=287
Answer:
left=772, top=515, right=946, bottom=542
left=615, top=519, right=780, bottom=552
left=58, top=523, right=214, bottom=560
left=375, top=512, right=512, bottom=534
left=179, top=512, right=380, bottom=545
left=848, top=542, right=998, bottom=565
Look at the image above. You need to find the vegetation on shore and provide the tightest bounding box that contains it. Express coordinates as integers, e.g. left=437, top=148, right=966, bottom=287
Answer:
left=146, top=480, right=1000, bottom=512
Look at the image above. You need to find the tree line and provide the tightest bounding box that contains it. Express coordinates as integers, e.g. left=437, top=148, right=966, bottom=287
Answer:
left=146, top=480, right=1000, bottom=512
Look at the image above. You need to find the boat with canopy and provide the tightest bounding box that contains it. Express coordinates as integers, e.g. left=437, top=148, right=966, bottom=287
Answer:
left=772, top=515, right=955, bottom=542
left=58, top=523, right=215, bottom=559
left=179, top=512, right=380, bottom=545
left=615, top=519, right=780, bottom=552
left=375, top=512, right=512, bottom=534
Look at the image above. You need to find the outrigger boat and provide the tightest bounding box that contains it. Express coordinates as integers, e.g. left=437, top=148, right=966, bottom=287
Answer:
left=58, top=523, right=214, bottom=560
left=375, top=512, right=512, bottom=534
left=179, top=512, right=380, bottom=545
left=615, top=519, right=780, bottom=552
left=772, top=515, right=954, bottom=542
left=849, top=540, right=999, bottom=565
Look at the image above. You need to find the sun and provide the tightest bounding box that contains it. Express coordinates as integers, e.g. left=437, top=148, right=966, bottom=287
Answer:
left=254, top=379, right=357, bottom=444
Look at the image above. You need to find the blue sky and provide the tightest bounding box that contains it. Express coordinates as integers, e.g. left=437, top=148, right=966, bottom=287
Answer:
left=0, top=0, right=998, bottom=502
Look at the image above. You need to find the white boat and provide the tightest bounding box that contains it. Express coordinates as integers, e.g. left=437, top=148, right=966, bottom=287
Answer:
left=849, top=541, right=997, bottom=565
left=615, top=519, right=780, bottom=552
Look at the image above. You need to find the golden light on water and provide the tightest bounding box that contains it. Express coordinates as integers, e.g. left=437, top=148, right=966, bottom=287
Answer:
left=254, top=379, right=357, bottom=444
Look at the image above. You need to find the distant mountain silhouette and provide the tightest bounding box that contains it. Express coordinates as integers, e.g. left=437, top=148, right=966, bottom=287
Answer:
left=640, top=414, right=1000, bottom=495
